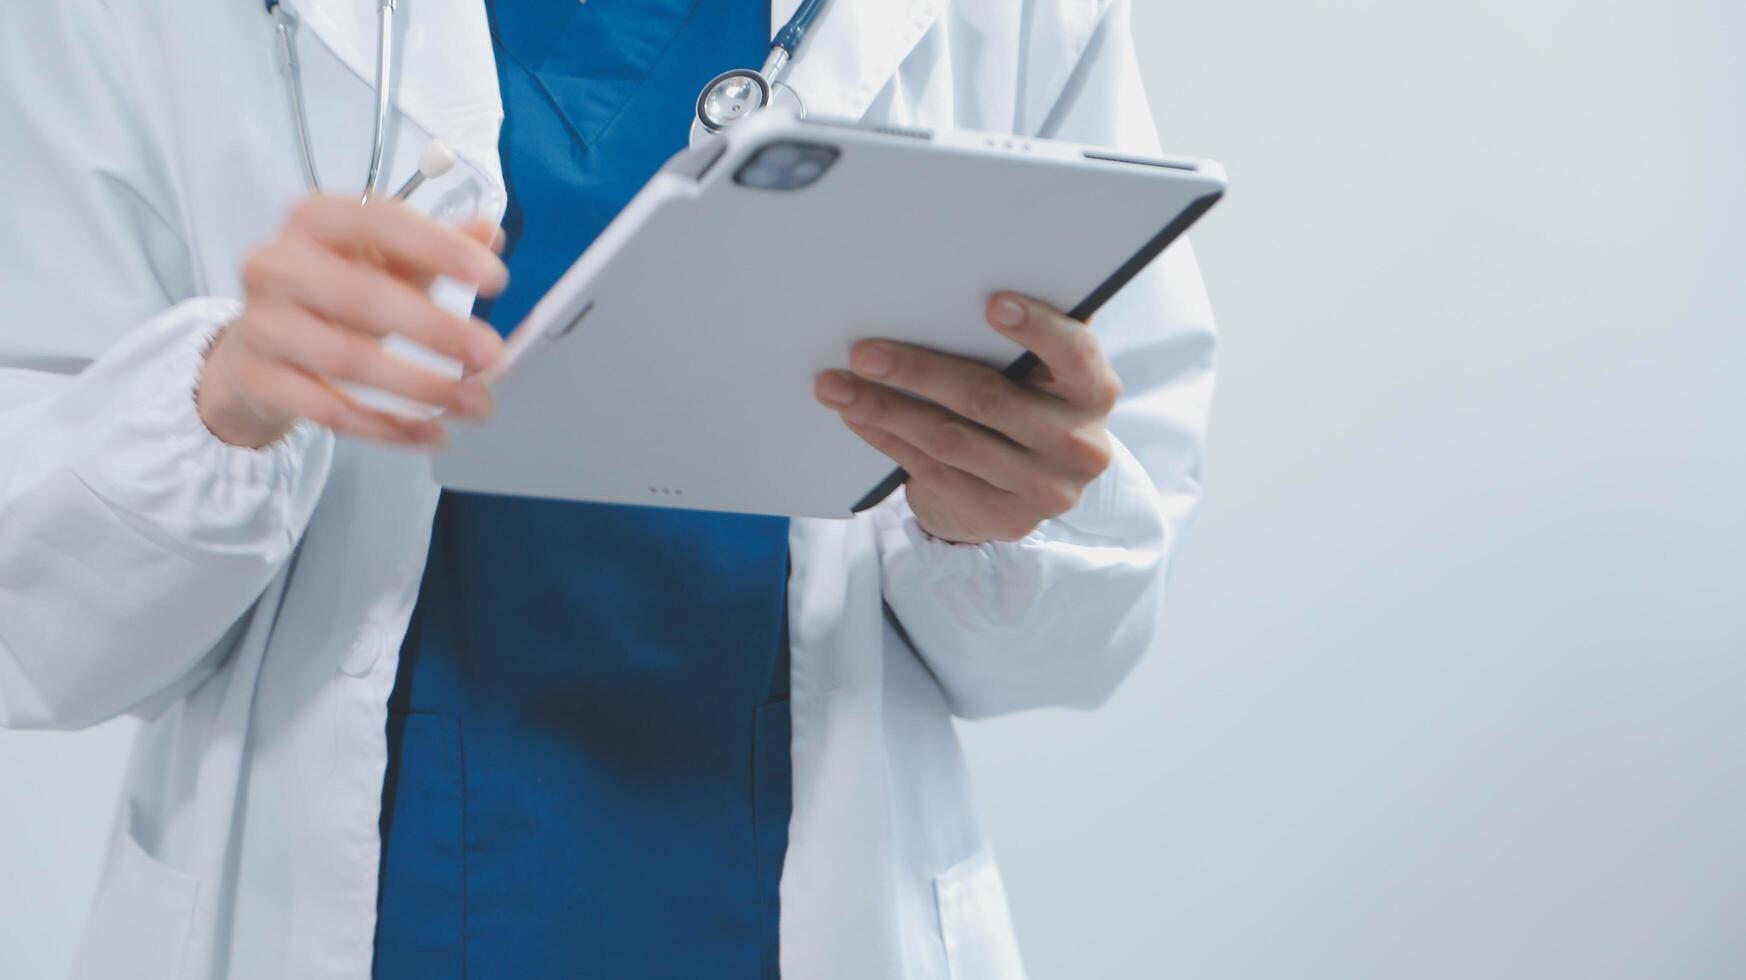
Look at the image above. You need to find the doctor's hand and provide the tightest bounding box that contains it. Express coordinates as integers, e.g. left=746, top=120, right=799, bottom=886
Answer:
left=814, top=294, right=1120, bottom=545
left=197, top=197, right=509, bottom=450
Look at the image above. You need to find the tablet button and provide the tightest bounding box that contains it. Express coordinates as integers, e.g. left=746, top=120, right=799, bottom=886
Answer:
left=545, top=300, right=594, bottom=340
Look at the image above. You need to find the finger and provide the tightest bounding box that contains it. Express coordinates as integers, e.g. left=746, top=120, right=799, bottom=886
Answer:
left=846, top=339, right=1068, bottom=450
left=840, top=417, right=1009, bottom=508
left=291, top=197, right=508, bottom=292
left=240, top=358, right=447, bottom=447
left=384, top=222, right=507, bottom=293
left=816, top=371, right=1053, bottom=496
left=460, top=219, right=508, bottom=255
left=258, top=236, right=504, bottom=371
left=986, top=293, right=1121, bottom=413
left=241, top=302, right=493, bottom=419
left=843, top=418, right=1046, bottom=541
left=287, top=197, right=509, bottom=294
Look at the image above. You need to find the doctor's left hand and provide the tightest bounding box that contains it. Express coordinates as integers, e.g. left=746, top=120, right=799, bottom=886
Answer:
left=814, top=294, right=1120, bottom=545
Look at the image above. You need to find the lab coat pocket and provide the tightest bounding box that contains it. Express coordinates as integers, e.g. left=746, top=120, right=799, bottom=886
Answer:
left=933, top=848, right=1027, bottom=980
left=70, top=802, right=199, bottom=980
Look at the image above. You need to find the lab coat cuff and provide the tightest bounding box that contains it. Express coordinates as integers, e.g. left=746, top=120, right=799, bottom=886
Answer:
left=164, top=301, right=325, bottom=486
left=871, top=437, right=1167, bottom=717
left=72, top=298, right=333, bottom=559
left=872, top=435, right=1166, bottom=613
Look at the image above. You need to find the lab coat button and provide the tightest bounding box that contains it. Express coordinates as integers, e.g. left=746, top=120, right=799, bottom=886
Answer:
left=341, top=626, right=385, bottom=677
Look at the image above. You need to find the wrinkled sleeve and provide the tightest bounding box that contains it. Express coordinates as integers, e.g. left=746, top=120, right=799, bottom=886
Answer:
left=875, top=0, right=1217, bottom=720
left=0, top=0, right=334, bottom=729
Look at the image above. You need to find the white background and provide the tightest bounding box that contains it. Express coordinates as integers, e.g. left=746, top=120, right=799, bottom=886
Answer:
left=3, top=1, right=1743, bottom=978
left=964, top=1, right=1746, bottom=978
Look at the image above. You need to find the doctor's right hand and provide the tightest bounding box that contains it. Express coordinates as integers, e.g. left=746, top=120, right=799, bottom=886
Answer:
left=196, top=197, right=509, bottom=450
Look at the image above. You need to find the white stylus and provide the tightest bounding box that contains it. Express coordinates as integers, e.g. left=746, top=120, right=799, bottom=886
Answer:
left=390, top=141, right=458, bottom=202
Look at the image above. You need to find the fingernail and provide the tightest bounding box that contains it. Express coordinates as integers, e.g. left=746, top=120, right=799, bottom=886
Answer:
left=853, top=345, right=894, bottom=378
left=455, top=382, right=493, bottom=418
left=479, top=259, right=509, bottom=292
left=466, top=328, right=503, bottom=370
left=818, top=374, right=857, bottom=406
left=991, top=297, right=1027, bottom=328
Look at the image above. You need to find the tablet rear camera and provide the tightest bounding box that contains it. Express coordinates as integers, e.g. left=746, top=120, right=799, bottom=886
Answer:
left=734, top=141, right=839, bottom=191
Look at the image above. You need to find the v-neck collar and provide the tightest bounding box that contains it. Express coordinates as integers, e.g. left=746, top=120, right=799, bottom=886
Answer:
left=282, top=0, right=948, bottom=193
left=487, top=0, right=704, bottom=151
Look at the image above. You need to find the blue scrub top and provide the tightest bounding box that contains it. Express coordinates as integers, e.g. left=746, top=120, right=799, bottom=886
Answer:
left=373, top=2, right=789, bottom=978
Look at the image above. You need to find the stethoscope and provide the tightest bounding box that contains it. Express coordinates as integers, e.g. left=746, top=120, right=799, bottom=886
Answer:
left=264, top=0, right=828, bottom=203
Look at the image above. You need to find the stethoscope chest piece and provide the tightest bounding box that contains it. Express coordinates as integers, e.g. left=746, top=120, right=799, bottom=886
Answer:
left=687, top=2, right=819, bottom=149
left=688, top=70, right=807, bottom=148
left=697, top=69, right=771, bottom=134
left=269, top=0, right=829, bottom=163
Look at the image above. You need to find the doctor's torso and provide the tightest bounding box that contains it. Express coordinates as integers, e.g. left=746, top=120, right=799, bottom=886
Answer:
left=0, top=3, right=1196, bottom=977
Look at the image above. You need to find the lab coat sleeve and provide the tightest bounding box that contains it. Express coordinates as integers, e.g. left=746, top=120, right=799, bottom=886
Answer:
left=0, top=0, right=335, bottom=730
left=873, top=0, right=1217, bottom=720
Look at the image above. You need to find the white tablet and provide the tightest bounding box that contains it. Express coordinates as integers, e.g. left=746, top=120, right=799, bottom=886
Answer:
left=433, top=110, right=1225, bottom=518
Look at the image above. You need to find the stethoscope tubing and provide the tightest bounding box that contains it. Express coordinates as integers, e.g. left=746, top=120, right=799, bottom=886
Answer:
left=772, top=0, right=827, bottom=58
left=270, top=4, right=321, bottom=191
left=361, top=0, right=397, bottom=202
left=267, top=0, right=400, bottom=202
left=267, top=0, right=827, bottom=196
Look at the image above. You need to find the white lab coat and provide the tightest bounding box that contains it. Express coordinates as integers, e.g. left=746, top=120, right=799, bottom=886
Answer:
left=0, top=0, right=1216, bottom=977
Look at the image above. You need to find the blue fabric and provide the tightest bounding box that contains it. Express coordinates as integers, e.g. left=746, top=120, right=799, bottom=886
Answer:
left=374, top=2, right=788, bottom=978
